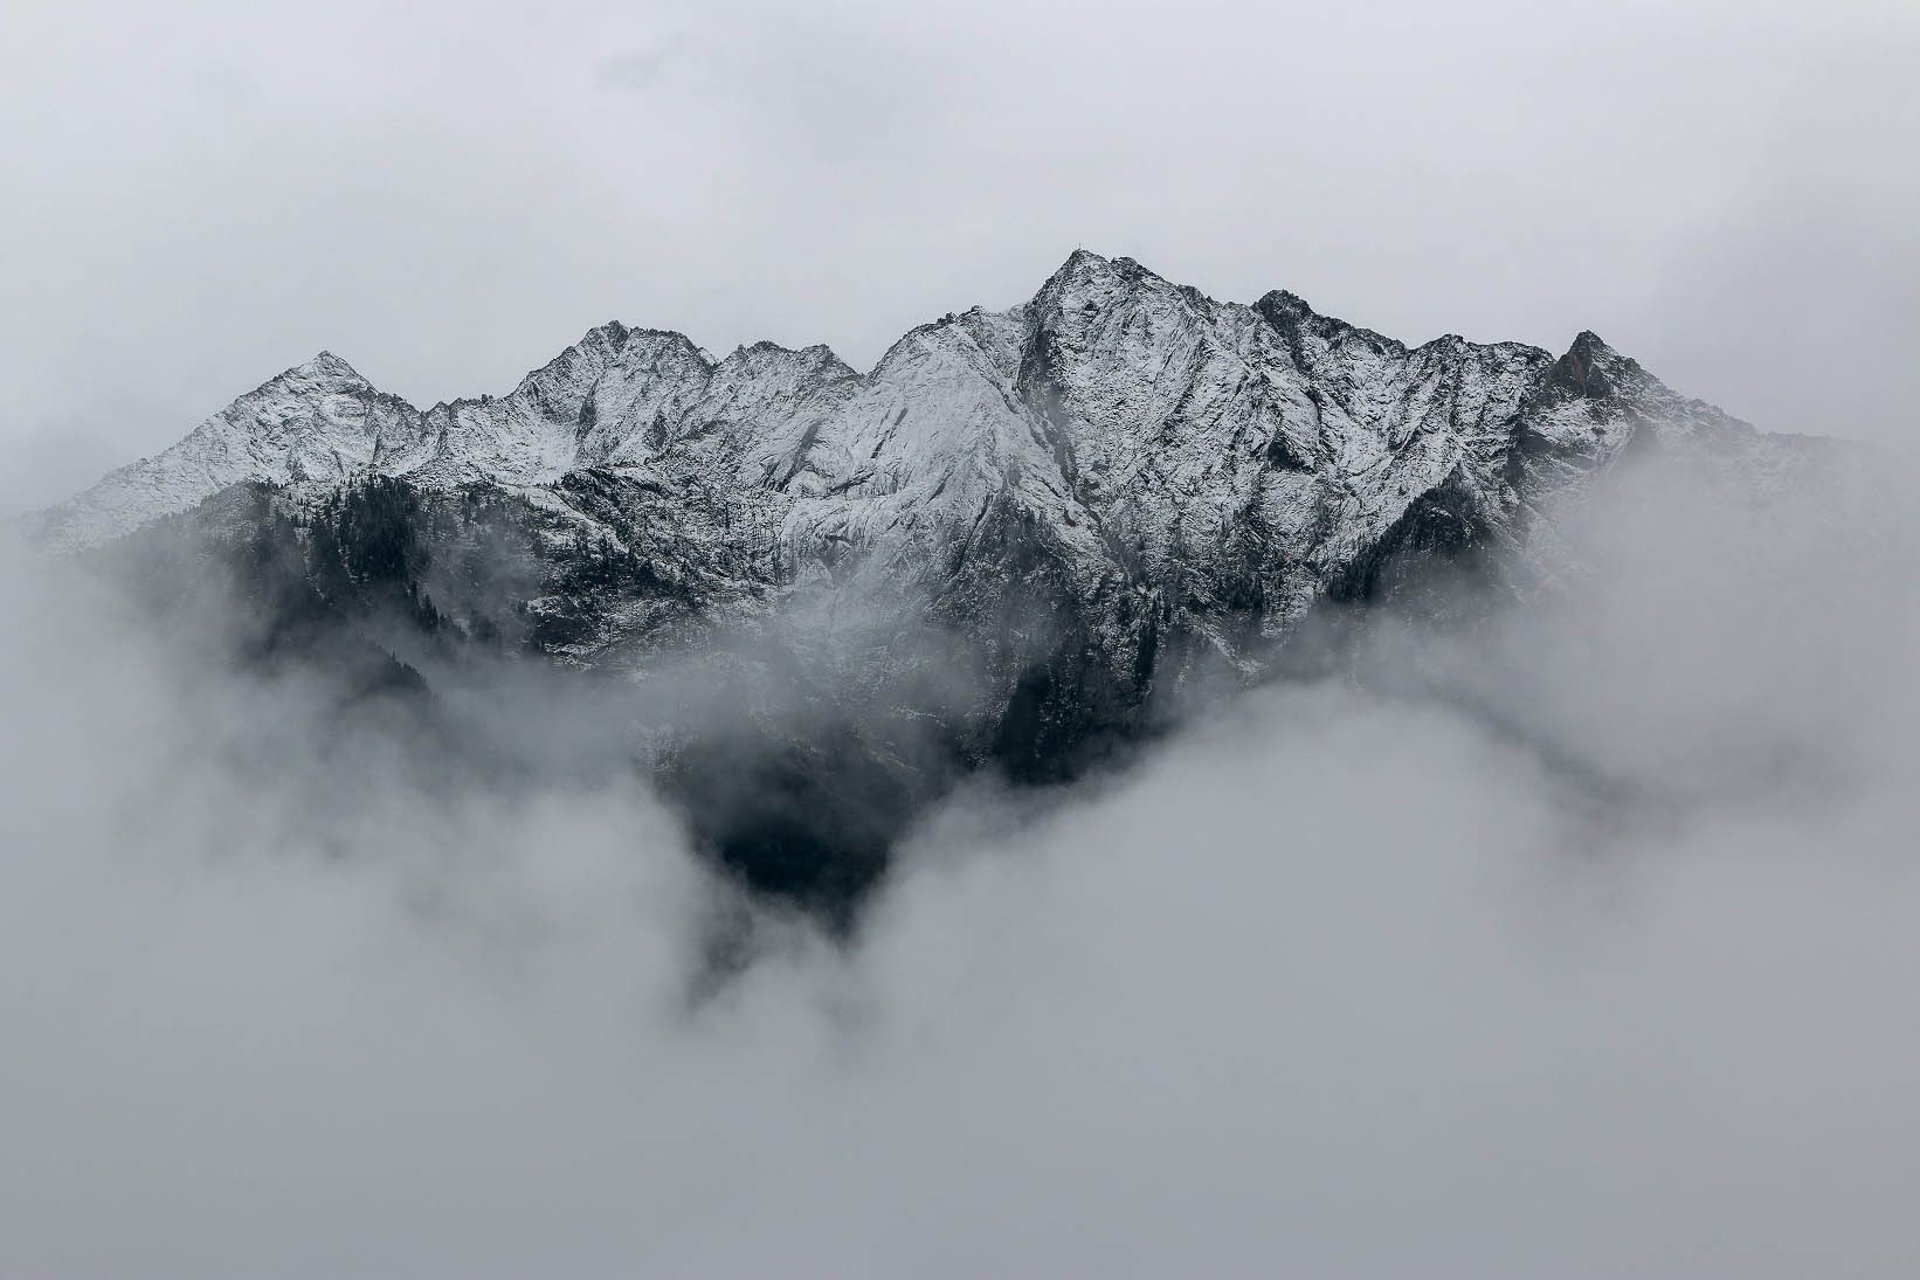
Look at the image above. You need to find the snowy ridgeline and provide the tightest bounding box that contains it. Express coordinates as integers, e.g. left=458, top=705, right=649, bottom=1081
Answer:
left=27, top=247, right=1841, bottom=692
left=19, top=249, right=1871, bottom=916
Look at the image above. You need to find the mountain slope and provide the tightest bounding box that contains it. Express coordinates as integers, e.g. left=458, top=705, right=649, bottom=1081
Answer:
left=31, top=250, right=1817, bottom=918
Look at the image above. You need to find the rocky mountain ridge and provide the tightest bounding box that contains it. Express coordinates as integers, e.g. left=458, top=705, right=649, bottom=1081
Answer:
left=36, top=251, right=1760, bottom=555
left=38, top=250, right=1802, bottom=669
left=29, top=250, right=1831, bottom=918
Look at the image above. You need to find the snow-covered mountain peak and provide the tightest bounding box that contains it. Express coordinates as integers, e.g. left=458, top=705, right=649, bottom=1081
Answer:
left=1050, top=246, right=1114, bottom=280
left=1035, top=248, right=1184, bottom=317
left=22, top=251, right=1864, bottom=925
left=1545, top=330, right=1642, bottom=398
left=717, top=339, right=853, bottom=382
left=284, top=350, right=369, bottom=384
left=35, top=251, right=1797, bottom=562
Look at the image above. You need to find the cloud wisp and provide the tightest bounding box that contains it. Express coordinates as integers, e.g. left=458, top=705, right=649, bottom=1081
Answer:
left=1, top=447, right=1917, bottom=1278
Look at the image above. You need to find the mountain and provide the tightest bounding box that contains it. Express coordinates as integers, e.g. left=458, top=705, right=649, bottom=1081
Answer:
left=28, top=251, right=1836, bottom=921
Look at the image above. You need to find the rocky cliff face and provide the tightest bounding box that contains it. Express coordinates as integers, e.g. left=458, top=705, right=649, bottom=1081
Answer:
left=31, top=251, right=1828, bottom=920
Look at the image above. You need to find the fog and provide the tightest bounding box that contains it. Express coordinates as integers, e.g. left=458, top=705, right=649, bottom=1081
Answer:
left=2, top=443, right=1916, bottom=1277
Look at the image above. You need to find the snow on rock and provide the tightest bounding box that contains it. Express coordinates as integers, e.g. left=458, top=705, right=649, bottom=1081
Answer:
left=34, top=250, right=1789, bottom=633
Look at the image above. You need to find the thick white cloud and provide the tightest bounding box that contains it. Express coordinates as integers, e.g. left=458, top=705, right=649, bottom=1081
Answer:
left=1, top=452, right=1916, bottom=1276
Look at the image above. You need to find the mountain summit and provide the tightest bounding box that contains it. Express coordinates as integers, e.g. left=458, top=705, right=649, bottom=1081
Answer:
left=29, top=251, right=1831, bottom=917
left=37, top=250, right=1759, bottom=557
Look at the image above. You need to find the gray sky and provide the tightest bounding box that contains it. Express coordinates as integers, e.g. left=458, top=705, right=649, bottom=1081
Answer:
left=6, top=11, right=1920, bottom=1270
left=3, top=0, right=1917, bottom=513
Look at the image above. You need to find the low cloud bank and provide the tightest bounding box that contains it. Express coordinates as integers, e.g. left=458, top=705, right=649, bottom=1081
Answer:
left=2, top=452, right=1917, bottom=1278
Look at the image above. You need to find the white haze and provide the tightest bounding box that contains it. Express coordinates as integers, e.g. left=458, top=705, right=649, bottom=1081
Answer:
left=2, top=453, right=1918, bottom=1278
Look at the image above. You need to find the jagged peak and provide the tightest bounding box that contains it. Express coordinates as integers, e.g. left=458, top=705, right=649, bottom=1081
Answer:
left=1054, top=246, right=1112, bottom=275
left=580, top=319, right=631, bottom=346
left=1039, top=248, right=1182, bottom=294
left=1543, top=329, right=1644, bottom=400
left=232, top=351, right=375, bottom=407
left=615, top=325, right=708, bottom=354
left=870, top=303, right=1042, bottom=386
left=874, top=313, right=978, bottom=366
left=1107, top=254, right=1163, bottom=280
left=1253, top=288, right=1413, bottom=360
left=509, top=323, right=712, bottom=403
left=1567, top=330, right=1620, bottom=364
left=281, top=350, right=366, bottom=383
left=552, top=323, right=710, bottom=365
left=1030, top=249, right=1201, bottom=336
left=578, top=323, right=717, bottom=368
left=1255, top=288, right=1316, bottom=322
left=1037, top=247, right=1119, bottom=299
left=41, top=251, right=1779, bottom=557
left=727, top=338, right=833, bottom=361
left=712, top=339, right=858, bottom=387
left=797, top=341, right=852, bottom=366
left=512, top=327, right=626, bottom=399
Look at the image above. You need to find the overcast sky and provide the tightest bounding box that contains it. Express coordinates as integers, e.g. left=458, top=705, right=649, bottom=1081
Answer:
left=3, top=0, right=1916, bottom=512
left=5, top=9, right=1920, bottom=1271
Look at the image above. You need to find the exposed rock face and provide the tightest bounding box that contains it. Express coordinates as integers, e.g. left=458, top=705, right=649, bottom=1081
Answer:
left=30, top=251, right=1827, bottom=918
